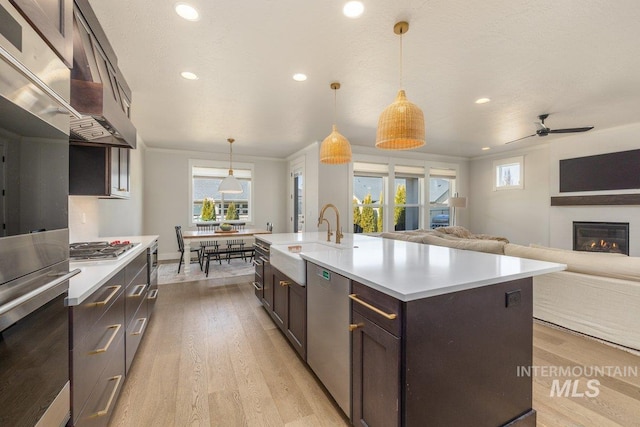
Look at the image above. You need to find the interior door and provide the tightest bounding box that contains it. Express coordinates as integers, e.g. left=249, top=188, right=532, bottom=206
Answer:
left=290, top=160, right=305, bottom=233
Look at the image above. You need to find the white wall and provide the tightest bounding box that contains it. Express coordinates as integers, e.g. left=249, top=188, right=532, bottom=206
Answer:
left=548, top=123, right=640, bottom=256
left=469, top=145, right=551, bottom=245
left=469, top=122, right=640, bottom=252
left=69, top=138, right=146, bottom=242
left=144, top=147, right=287, bottom=260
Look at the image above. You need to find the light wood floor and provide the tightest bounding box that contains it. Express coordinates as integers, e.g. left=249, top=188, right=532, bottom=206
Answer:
left=108, top=280, right=640, bottom=427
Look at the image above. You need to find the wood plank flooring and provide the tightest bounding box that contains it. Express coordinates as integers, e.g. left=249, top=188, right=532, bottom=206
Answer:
left=108, top=279, right=640, bottom=427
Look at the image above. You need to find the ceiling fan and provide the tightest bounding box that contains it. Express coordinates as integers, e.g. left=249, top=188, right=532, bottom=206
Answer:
left=506, top=114, right=594, bottom=144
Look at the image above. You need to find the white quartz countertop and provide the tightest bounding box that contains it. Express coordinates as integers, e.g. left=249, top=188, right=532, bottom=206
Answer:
left=261, top=233, right=566, bottom=301
left=67, top=235, right=158, bottom=306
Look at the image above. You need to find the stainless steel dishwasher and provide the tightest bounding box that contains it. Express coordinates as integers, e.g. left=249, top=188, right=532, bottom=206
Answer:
left=306, top=261, right=351, bottom=418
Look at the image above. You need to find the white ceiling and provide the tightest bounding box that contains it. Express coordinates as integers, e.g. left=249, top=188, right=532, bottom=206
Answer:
left=87, top=0, right=640, bottom=159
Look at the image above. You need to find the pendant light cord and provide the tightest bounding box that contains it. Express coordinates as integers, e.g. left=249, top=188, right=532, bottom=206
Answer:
left=399, top=29, right=404, bottom=89
left=333, top=87, right=337, bottom=125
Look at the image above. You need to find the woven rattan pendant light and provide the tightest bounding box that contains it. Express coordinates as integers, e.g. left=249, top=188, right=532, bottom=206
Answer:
left=375, top=21, right=425, bottom=150
left=320, top=82, right=352, bottom=164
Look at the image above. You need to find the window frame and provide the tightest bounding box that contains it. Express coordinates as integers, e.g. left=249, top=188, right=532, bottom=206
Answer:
left=393, top=165, right=425, bottom=231
left=353, top=162, right=388, bottom=234
left=188, top=158, right=255, bottom=226
left=493, top=156, right=524, bottom=191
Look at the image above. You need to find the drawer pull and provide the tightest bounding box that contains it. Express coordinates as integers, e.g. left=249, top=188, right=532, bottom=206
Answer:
left=279, top=280, right=291, bottom=287
left=349, top=323, right=364, bottom=331
left=132, top=317, right=147, bottom=336
left=131, top=284, right=147, bottom=297
left=91, top=285, right=121, bottom=306
left=252, top=259, right=262, bottom=267
left=93, top=375, right=123, bottom=417
left=348, top=294, right=397, bottom=320
left=252, top=281, right=263, bottom=291
left=147, top=289, right=158, bottom=300
left=90, top=324, right=121, bottom=355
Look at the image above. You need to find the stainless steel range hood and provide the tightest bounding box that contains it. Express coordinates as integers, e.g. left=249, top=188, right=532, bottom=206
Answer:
left=70, top=2, right=136, bottom=148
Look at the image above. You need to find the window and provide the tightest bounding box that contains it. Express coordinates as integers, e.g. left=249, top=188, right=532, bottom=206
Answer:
left=353, top=162, right=387, bottom=234
left=493, top=156, right=524, bottom=190
left=394, top=165, right=424, bottom=231
left=190, top=162, right=253, bottom=224
left=429, top=168, right=456, bottom=229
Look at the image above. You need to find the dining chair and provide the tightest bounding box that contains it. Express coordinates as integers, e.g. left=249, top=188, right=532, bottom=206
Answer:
left=175, top=225, right=202, bottom=273
left=196, top=223, right=221, bottom=266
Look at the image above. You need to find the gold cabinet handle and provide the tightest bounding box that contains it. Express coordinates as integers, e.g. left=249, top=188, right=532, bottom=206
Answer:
left=130, top=284, right=147, bottom=298
left=147, top=289, right=158, bottom=300
left=349, top=323, right=364, bottom=332
left=279, top=280, right=291, bottom=287
left=91, top=285, right=121, bottom=306
left=90, top=324, right=121, bottom=355
left=93, top=375, right=123, bottom=417
left=132, top=317, right=147, bottom=336
left=252, top=281, right=263, bottom=291
left=348, top=294, right=397, bottom=320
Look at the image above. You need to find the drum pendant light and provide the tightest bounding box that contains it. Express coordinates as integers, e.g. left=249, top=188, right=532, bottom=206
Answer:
left=320, top=82, right=352, bottom=164
left=218, top=138, right=243, bottom=193
left=375, top=21, right=425, bottom=150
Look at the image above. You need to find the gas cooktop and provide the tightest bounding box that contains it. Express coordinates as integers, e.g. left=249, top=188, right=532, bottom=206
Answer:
left=69, top=241, right=138, bottom=260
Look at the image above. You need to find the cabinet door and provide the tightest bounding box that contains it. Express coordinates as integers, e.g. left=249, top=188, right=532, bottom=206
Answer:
left=351, top=311, right=401, bottom=427
left=262, top=258, right=274, bottom=311
left=271, top=268, right=287, bottom=329
left=285, top=280, right=306, bottom=359
left=10, top=0, right=73, bottom=66
left=110, top=147, right=130, bottom=198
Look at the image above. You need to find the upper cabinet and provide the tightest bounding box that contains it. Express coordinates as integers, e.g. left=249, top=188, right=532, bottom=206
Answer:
left=9, top=0, right=73, bottom=67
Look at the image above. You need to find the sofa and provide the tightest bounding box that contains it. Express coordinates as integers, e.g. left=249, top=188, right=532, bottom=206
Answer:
left=380, top=227, right=640, bottom=352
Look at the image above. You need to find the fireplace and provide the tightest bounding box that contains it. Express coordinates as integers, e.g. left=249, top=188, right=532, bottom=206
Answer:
left=573, top=221, right=629, bottom=255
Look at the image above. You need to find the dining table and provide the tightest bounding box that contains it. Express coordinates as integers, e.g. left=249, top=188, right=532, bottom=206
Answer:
left=181, top=228, right=272, bottom=273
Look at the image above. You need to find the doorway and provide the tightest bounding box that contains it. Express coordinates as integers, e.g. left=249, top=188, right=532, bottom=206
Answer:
left=290, top=160, right=305, bottom=233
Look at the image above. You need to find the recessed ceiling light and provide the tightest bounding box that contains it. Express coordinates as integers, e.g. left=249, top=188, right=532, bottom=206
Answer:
left=180, top=71, right=199, bottom=80
left=343, top=1, right=364, bottom=18
left=175, top=3, right=199, bottom=21
left=482, top=146, right=491, bottom=151
left=475, top=97, right=491, bottom=104
left=293, top=73, right=307, bottom=82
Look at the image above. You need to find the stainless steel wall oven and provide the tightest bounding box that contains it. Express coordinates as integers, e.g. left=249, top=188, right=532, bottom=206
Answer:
left=0, top=0, right=80, bottom=425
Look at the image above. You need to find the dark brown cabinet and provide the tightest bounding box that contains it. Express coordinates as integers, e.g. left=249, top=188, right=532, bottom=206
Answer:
left=110, top=146, right=130, bottom=197
left=69, top=143, right=131, bottom=198
left=69, top=251, right=150, bottom=427
left=285, top=273, right=306, bottom=360
left=69, top=270, right=126, bottom=427
left=253, top=242, right=269, bottom=301
left=350, top=282, right=401, bottom=427
left=9, top=0, right=73, bottom=66
left=264, top=266, right=306, bottom=360
left=350, top=277, right=536, bottom=427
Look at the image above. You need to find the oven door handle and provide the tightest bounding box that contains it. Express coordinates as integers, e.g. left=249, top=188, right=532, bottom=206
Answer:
left=0, top=269, right=81, bottom=317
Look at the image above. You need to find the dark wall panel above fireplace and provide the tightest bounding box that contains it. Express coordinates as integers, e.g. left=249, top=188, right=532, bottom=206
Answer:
left=559, top=149, right=640, bottom=192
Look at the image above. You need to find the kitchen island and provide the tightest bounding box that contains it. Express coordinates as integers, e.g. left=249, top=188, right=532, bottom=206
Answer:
left=255, top=232, right=565, bottom=427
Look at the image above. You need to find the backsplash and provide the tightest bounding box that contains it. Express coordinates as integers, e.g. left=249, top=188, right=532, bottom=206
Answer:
left=68, top=196, right=100, bottom=242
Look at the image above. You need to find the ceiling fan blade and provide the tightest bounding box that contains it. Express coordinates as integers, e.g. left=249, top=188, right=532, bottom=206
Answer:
left=547, top=126, right=594, bottom=134
left=505, top=133, right=536, bottom=144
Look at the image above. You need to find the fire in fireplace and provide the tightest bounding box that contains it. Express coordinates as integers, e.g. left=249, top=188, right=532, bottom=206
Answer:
left=573, top=221, right=629, bottom=255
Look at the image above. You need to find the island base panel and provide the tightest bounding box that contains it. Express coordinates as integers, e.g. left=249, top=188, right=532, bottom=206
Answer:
left=404, top=277, right=534, bottom=427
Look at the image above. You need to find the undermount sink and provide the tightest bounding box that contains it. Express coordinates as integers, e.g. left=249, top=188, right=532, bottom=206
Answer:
left=270, top=241, right=345, bottom=286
